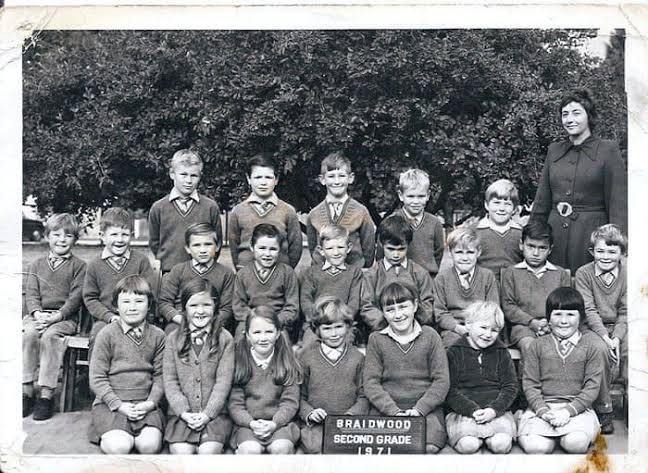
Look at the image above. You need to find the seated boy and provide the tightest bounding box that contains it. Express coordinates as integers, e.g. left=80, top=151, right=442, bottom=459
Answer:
left=232, top=223, right=299, bottom=339
left=434, top=227, right=499, bottom=348
left=23, top=213, right=87, bottom=420
left=360, top=215, right=435, bottom=337
left=306, top=151, right=375, bottom=269
left=299, top=224, right=363, bottom=347
left=84, top=208, right=157, bottom=354
left=575, top=223, right=627, bottom=435
left=148, top=149, right=222, bottom=274
left=363, top=282, right=449, bottom=454
left=228, top=153, right=303, bottom=270
left=158, top=222, right=235, bottom=335
left=501, top=220, right=571, bottom=359
left=475, top=179, right=523, bottom=281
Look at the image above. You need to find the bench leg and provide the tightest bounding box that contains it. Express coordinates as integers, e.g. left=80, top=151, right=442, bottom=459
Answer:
left=60, top=348, right=79, bottom=413
left=60, top=348, right=71, bottom=413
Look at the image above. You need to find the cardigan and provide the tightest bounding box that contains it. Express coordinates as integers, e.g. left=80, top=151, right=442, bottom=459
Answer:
left=298, top=343, right=369, bottom=421
left=89, top=321, right=165, bottom=411
left=575, top=262, right=627, bottom=341
left=446, top=335, right=518, bottom=417
left=433, top=265, right=499, bottom=331
left=299, top=264, right=363, bottom=324
left=163, top=328, right=234, bottom=419
left=363, top=326, right=449, bottom=416
left=530, top=136, right=627, bottom=273
left=148, top=193, right=222, bottom=273
left=25, top=254, right=86, bottom=320
left=306, top=198, right=375, bottom=269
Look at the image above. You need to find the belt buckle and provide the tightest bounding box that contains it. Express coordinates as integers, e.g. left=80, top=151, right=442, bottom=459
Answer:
left=557, top=202, right=573, bottom=217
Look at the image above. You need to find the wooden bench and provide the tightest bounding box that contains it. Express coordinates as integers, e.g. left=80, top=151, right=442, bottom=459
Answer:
left=60, top=336, right=89, bottom=413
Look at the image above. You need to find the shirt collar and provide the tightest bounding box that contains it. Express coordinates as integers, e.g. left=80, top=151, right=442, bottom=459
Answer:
left=383, top=258, right=408, bottom=271
left=476, top=216, right=521, bottom=232
left=101, top=248, right=131, bottom=260
left=48, top=251, right=71, bottom=260
left=120, top=319, right=146, bottom=334
left=514, top=260, right=558, bottom=273
left=455, top=266, right=476, bottom=280
left=251, top=348, right=274, bottom=369
left=169, top=187, right=200, bottom=203
left=246, top=193, right=279, bottom=206
left=401, top=207, right=424, bottom=225
left=192, top=259, right=214, bottom=271
left=594, top=265, right=620, bottom=279
left=322, top=260, right=347, bottom=271
left=321, top=342, right=345, bottom=359
left=325, top=195, right=349, bottom=206
left=380, top=320, right=422, bottom=345
left=552, top=330, right=582, bottom=347
left=189, top=323, right=211, bottom=336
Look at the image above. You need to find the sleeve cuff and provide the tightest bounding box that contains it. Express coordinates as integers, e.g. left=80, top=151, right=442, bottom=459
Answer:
left=566, top=403, right=580, bottom=417
left=107, top=398, right=122, bottom=412
left=535, top=406, right=550, bottom=417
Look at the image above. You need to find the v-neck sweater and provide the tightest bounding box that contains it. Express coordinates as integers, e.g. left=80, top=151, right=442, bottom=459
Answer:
left=299, top=264, right=363, bottom=324
left=476, top=226, right=523, bottom=280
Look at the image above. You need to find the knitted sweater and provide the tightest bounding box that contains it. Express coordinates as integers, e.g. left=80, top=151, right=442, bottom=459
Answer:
left=360, top=260, right=435, bottom=331
left=163, top=328, right=234, bottom=419
left=25, top=255, right=86, bottom=320
left=446, top=336, right=518, bottom=417
left=89, top=321, right=165, bottom=411
left=433, top=266, right=499, bottom=331
left=298, top=343, right=369, bottom=421
left=83, top=251, right=156, bottom=324
left=575, top=262, right=627, bottom=340
left=475, top=222, right=523, bottom=281
left=363, top=326, right=449, bottom=416
left=523, top=333, right=605, bottom=417
left=501, top=263, right=571, bottom=326
left=148, top=194, right=222, bottom=273
left=228, top=363, right=300, bottom=428
left=299, top=265, right=363, bottom=324
left=306, top=198, right=375, bottom=269
left=232, top=262, right=299, bottom=327
left=228, top=198, right=303, bottom=269
left=159, top=260, right=235, bottom=328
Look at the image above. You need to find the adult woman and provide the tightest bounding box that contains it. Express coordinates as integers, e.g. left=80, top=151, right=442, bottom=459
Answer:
left=530, top=90, right=627, bottom=274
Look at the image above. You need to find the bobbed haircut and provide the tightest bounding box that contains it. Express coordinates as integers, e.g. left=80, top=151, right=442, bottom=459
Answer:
left=379, top=281, right=417, bottom=310
left=377, top=214, right=413, bottom=246
left=522, top=219, right=554, bottom=246
left=100, top=207, right=133, bottom=232
left=318, top=224, right=349, bottom=246
left=246, top=152, right=277, bottom=176
left=589, top=223, right=627, bottom=254
left=559, top=89, right=598, bottom=131
left=111, top=275, right=153, bottom=307
left=320, top=151, right=352, bottom=175
left=398, top=168, right=430, bottom=193
left=446, top=226, right=481, bottom=251
left=485, top=179, right=519, bottom=207
left=545, top=287, right=585, bottom=321
left=45, top=213, right=80, bottom=240
left=175, top=278, right=222, bottom=360
left=311, top=296, right=354, bottom=332
left=170, top=148, right=203, bottom=171
left=184, top=222, right=220, bottom=247
left=179, top=277, right=220, bottom=312
left=251, top=223, right=284, bottom=247
left=463, top=300, right=505, bottom=332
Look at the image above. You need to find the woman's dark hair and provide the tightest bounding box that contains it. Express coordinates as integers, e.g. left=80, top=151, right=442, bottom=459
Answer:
left=559, top=89, right=598, bottom=131
left=545, top=287, right=585, bottom=321
left=175, top=278, right=222, bottom=360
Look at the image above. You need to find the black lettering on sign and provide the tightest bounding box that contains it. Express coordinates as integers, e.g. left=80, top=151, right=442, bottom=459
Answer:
left=323, top=415, right=426, bottom=454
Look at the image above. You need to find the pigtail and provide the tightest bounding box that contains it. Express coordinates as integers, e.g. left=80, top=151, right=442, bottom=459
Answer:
left=207, top=315, right=223, bottom=357
left=233, top=336, right=254, bottom=386
left=271, top=330, right=302, bottom=387
left=176, top=316, right=192, bottom=362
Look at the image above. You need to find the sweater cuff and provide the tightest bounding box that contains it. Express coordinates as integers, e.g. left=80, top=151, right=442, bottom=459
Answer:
left=272, top=411, right=292, bottom=428
left=535, top=406, right=550, bottom=418
left=106, top=397, right=122, bottom=412
left=566, top=402, right=581, bottom=417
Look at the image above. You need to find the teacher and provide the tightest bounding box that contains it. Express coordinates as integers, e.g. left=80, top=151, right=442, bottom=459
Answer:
left=530, top=89, right=627, bottom=274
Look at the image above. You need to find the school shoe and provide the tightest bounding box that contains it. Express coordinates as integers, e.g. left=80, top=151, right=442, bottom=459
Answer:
left=22, top=395, right=34, bottom=418
left=599, top=413, right=615, bottom=435
left=32, top=397, right=54, bottom=421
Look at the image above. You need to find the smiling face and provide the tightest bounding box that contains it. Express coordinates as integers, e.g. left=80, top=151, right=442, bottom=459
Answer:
left=549, top=309, right=580, bottom=339
left=561, top=101, right=590, bottom=140
left=382, top=299, right=418, bottom=336
left=521, top=237, right=552, bottom=269
left=318, top=321, right=348, bottom=349
left=170, top=163, right=202, bottom=198
left=117, top=291, right=149, bottom=327
left=47, top=227, right=76, bottom=257
left=450, top=244, right=481, bottom=275
left=320, top=237, right=351, bottom=267
left=185, top=291, right=215, bottom=330
left=251, top=235, right=281, bottom=269
left=247, top=165, right=278, bottom=200
left=382, top=242, right=408, bottom=266
left=466, top=318, right=500, bottom=349
left=484, top=197, right=515, bottom=226
left=247, top=316, right=279, bottom=358
left=101, top=225, right=132, bottom=257
left=398, top=183, right=430, bottom=217
left=591, top=240, right=623, bottom=274
left=185, top=233, right=219, bottom=264
left=318, top=166, right=354, bottom=199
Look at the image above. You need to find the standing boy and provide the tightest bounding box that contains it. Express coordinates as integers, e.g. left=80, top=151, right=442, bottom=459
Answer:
left=306, top=151, right=375, bottom=269
left=148, top=149, right=222, bottom=274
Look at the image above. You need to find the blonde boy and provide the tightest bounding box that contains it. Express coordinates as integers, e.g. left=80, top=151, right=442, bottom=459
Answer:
left=306, top=152, right=375, bottom=269
left=148, top=149, right=222, bottom=273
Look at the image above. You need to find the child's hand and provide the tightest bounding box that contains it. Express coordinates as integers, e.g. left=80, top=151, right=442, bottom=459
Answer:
left=132, top=400, right=155, bottom=420
left=180, top=411, right=196, bottom=426
left=250, top=420, right=276, bottom=440
left=540, top=411, right=555, bottom=423
left=454, top=324, right=469, bottom=336
left=110, top=314, right=121, bottom=324
left=117, top=402, right=141, bottom=421
left=604, top=336, right=620, bottom=363
left=473, top=408, right=496, bottom=424
left=547, top=408, right=570, bottom=427
left=308, top=408, right=328, bottom=424
left=46, top=311, right=63, bottom=325
left=402, top=409, right=422, bottom=417
left=188, top=412, right=210, bottom=431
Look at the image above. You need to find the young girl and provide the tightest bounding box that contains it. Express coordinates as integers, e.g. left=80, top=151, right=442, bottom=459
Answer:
left=445, top=301, right=518, bottom=454
left=299, top=296, right=369, bottom=453
left=518, top=287, right=605, bottom=454
left=88, top=275, right=165, bottom=454
left=228, top=305, right=302, bottom=454
left=163, top=278, right=235, bottom=454
left=363, top=282, right=449, bottom=454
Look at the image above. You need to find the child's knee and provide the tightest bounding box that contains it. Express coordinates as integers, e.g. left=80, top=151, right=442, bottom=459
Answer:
left=22, top=325, right=39, bottom=345
left=100, top=431, right=134, bottom=454
left=267, top=439, right=294, bottom=454
left=169, top=442, right=196, bottom=454
left=236, top=441, right=264, bottom=454
left=486, top=433, right=512, bottom=454
left=197, top=441, right=224, bottom=454
left=518, top=337, right=534, bottom=357
left=560, top=432, right=590, bottom=453
left=134, top=427, right=162, bottom=454
left=518, top=434, right=554, bottom=454
left=454, top=436, right=481, bottom=454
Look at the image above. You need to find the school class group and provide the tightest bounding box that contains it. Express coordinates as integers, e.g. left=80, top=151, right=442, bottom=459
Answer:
left=23, top=90, right=628, bottom=456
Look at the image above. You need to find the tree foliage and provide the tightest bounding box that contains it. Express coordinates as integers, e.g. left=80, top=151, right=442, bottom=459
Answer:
left=23, top=30, right=626, bottom=223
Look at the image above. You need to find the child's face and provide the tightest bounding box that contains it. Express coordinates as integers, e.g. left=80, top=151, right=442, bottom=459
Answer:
left=100, top=225, right=132, bottom=257
left=450, top=244, right=481, bottom=274
left=318, top=167, right=354, bottom=199
left=247, top=316, right=279, bottom=358
left=170, top=163, right=202, bottom=197
left=484, top=197, right=515, bottom=226
left=318, top=321, right=348, bottom=349
left=382, top=299, right=418, bottom=336
left=521, top=237, right=552, bottom=269
left=247, top=165, right=278, bottom=200
left=466, top=318, right=501, bottom=349
left=591, top=240, right=622, bottom=273
left=382, top=242, right=408, bottom=266
left=117, top=291, right=149, bottom=327
left=398, top=184, right=430, bottom=217
left=251, top=235, right=281, bottom=269
left=47, top=228, right=76, bottom=256
left=185, top=233, right=220, bottom=264
left=549, top=309, right=580, bottom=339
left=186, top=291, right=214, bottom=330
left=320, top=237, right=351, bottom=267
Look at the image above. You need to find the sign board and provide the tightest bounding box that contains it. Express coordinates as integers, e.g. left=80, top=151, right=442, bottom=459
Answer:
left=322, top=415, right=426, bottom=454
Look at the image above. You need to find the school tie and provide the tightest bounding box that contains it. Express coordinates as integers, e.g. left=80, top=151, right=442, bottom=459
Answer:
left=128, top=326, right=143, bottom=344
left=459, top=272, right=471, bottom=289
left=195, top=263, right=209, bottom=274
left=48, top=256, right=66, bottom=270
left=330, top=202, right=342, bottom=219
left=600, top=272, right=615, bottom=287
left=191, top=329, right=208, bottom=346
left=257, top=267, right=271, bottom=280
left=108, top=256, right=126, bottom=272
left=177, top=197, right=193, bottom=213
left=392, top=263, right=401, bottom=276
left=559, top=339, right=572, bottom=356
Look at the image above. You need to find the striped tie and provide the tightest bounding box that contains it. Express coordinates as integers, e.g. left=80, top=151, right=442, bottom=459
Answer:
left=128, top=326, right=143, bottom=344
